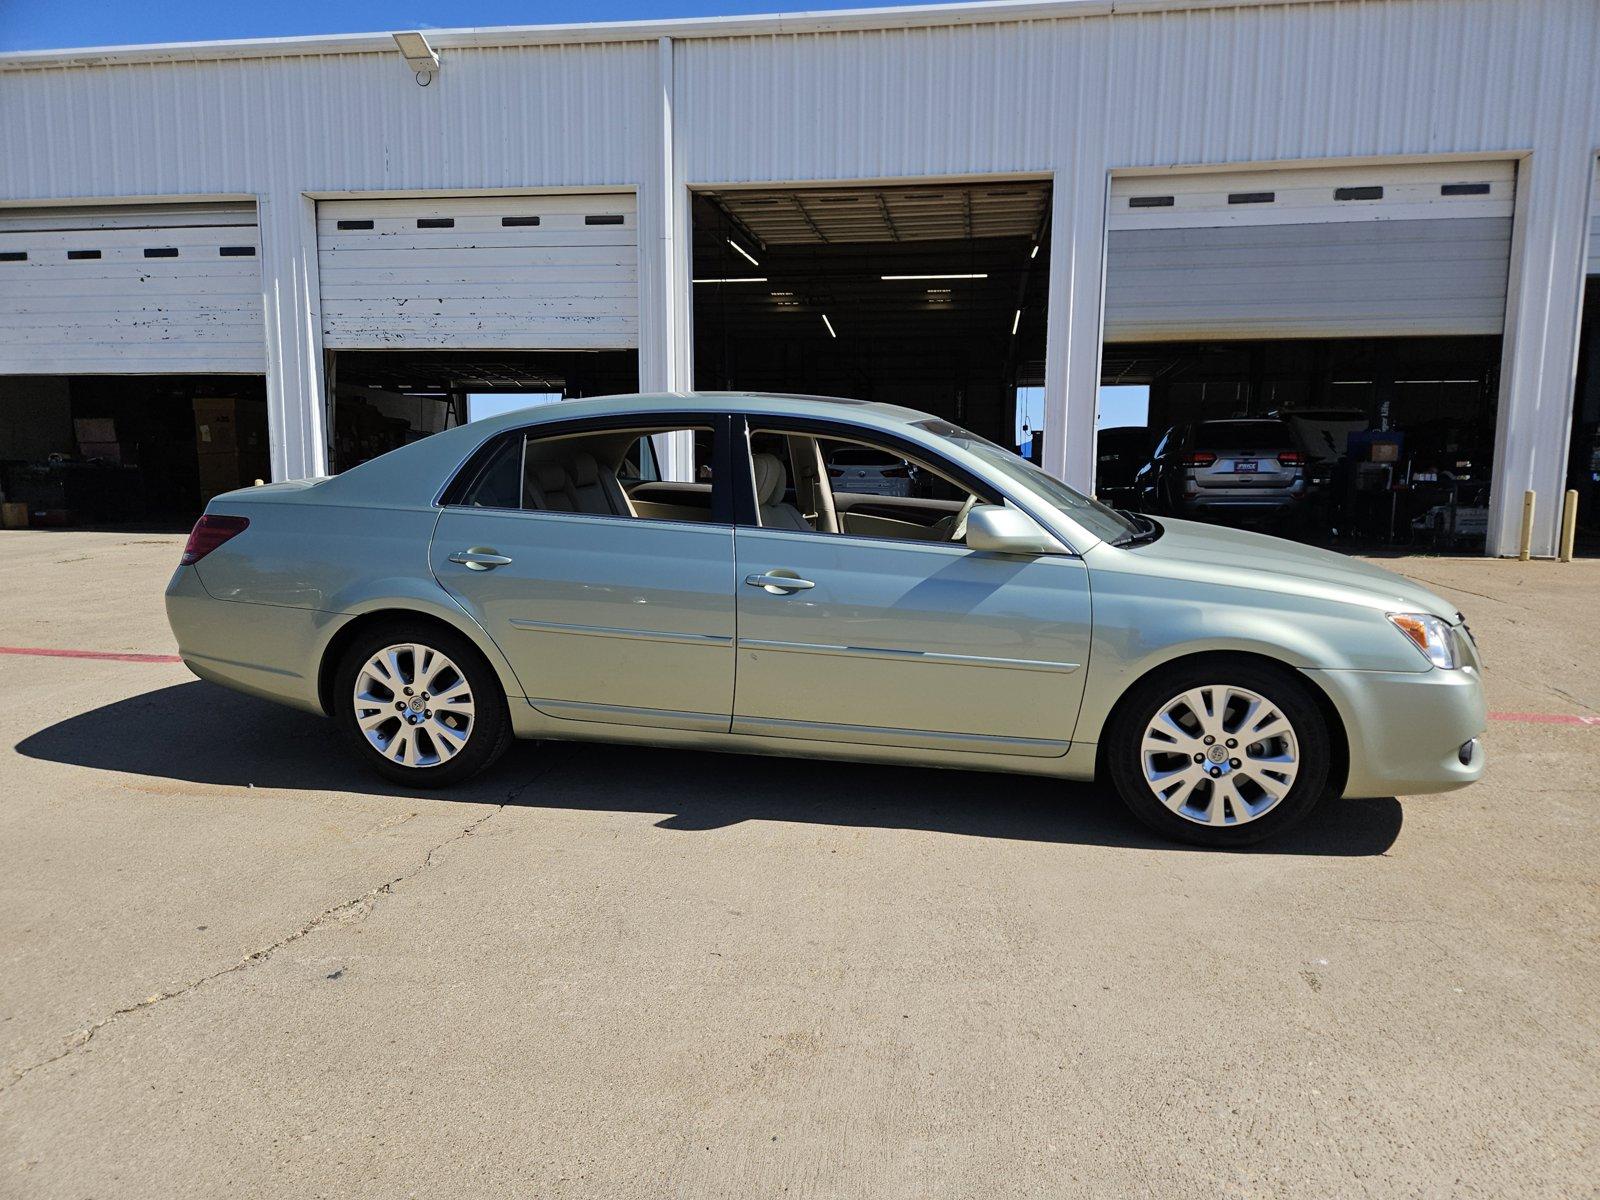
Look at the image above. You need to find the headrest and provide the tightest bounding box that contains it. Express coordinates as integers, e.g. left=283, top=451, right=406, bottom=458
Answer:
left=531, top=461, right=569, bottom=492
left=567, top=452, right=601, bottom=486
left=752, top=452, right=787, bottom=505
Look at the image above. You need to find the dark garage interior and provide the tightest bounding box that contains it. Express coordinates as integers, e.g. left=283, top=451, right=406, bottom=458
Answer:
left=0, top=374, right=269, bottom=527
left=1097, top=337, right=1503, bottom=554
left=1567, top=281, right=1600, bottom=556
left=691, top=181, right=1051, bottom=450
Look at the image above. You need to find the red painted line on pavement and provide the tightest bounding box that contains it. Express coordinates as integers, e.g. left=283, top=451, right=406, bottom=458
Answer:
left=0, top=645, right=182, bottom=664
left=1489, top=710, right=1600, bottom=727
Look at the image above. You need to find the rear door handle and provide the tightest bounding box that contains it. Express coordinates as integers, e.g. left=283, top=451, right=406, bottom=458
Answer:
left=745, top=572, right=815, bottom=593
left=448, top=548, right=514, bottom=570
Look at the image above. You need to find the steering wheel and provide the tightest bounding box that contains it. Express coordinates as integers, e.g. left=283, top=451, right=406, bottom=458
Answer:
left=940, top=493, right=980, bottom=543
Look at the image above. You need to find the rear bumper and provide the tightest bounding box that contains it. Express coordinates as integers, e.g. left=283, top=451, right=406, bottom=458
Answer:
left=1302, top=664, right=1488, bottom=798
left=165, top=565, right=345, bottom=714
left=1180, top=490, right=1305, bottom=513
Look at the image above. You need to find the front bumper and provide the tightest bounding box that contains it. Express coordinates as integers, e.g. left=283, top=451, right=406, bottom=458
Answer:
left=1302, top=664, right=1488, bottom=798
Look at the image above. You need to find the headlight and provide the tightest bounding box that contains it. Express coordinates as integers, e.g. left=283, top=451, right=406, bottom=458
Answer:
left=1387, top=612, right=1459, bottom=669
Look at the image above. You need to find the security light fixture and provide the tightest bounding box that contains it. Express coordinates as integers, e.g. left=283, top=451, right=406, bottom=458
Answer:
left=880, top=273, right=988, bottom=281
left=822, top=314, right=837, bottom=338
left=728, top=239, right=760, bottom=266
left=393, top=31, right=440, bottom=84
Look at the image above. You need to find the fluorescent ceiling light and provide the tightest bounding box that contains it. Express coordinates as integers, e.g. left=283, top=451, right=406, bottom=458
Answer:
left=1030, top=244, right=1040, bottom=259
left=881, top=273, right=988, bottom=281
left=692, top=277, right=768, bottom=284
left=822, top=314, right=837, bottom=338
left=1011, top=308, right=1022, bottom=336
left=392, top=31, right=440, bottom=72
left=728, top=239, right=760, bottom=266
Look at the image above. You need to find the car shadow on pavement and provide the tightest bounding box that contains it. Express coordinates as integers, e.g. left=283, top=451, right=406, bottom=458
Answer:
left=16, top=681, right=1402, bottom=856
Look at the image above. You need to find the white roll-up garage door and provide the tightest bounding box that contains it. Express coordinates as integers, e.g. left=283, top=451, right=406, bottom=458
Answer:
left=0, top=202, right=264, bottom=374
left=316, top=195, right=638, bottom=350
left=1104, top=162, right=1515, bottom=342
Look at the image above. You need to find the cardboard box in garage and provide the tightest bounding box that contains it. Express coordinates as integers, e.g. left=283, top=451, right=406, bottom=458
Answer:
left=192, top=397, right=268, bottom=455
left=73, top=417, right=118, bottom=445
left=197, top=450, right=270, bottom=504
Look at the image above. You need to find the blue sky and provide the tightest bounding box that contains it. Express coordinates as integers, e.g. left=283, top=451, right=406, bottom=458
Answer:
left=1, top=0, right=952, bottom=52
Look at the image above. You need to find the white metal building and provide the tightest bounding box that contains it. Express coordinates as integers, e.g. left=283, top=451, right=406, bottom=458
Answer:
left=2, top=0, right=1598, bottom=555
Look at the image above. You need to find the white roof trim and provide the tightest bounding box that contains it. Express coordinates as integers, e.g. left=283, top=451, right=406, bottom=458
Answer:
left=1, top=0, right=1343, bottom=71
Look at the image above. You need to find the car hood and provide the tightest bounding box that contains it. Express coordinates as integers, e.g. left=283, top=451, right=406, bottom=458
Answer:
left=1113, top=517, right=1459, bottom=619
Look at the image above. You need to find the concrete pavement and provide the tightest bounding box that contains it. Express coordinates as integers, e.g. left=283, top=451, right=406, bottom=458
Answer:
left=1, top=531, right=1596, bottom=1197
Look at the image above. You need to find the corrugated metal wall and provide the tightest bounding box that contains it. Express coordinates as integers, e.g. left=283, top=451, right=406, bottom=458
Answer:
left=0, top=42, right=653, bottom=198
left=1590, top=158, right=1600, bottom=277
left=2, top=0, right=1599, bottom=553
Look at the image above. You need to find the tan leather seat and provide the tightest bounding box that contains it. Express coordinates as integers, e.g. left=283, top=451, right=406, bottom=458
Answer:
left=568, top=451, right=635, bottom=516
left=752, top=452, right=811, bottom=531
left=525, top=451, right=634, bottom=517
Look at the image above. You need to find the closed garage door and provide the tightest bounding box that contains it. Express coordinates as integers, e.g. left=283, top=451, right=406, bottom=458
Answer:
left=0, top=202, right=264, bottom=374
left=316, top=195, right=638, bottom=350
left=1104, top=162, right=1515, bottom=341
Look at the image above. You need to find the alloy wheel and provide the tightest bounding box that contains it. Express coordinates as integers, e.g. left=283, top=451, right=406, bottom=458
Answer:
left=1139, top=684, right=1300, bottom=827
left=351, top=642, right=476, bottom=768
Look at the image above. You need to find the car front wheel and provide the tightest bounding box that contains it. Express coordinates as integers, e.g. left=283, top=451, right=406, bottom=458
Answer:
left=1106, top=660, right=1332, bottom=847
left=334, top=622, right=511, bottom=787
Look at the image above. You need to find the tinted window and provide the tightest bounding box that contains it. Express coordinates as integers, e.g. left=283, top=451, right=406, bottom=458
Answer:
left=827, top=447, right=900, bottom=467
left=1193, top=422, right=1295, bottom=451
left=452, top=424, right=717, bottom=522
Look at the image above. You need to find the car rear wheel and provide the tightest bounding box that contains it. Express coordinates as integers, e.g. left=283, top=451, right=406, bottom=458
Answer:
left=1106, top=659, right=1331, bottom=847
left=334, top=622, right=511, bottom=787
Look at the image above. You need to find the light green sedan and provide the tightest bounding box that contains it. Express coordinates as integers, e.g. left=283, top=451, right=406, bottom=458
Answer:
left=166, top=392, right=1486, bottom=847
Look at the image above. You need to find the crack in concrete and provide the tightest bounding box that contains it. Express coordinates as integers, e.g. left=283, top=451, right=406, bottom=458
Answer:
left=2, top=755, right=566, bottom=1093
left=1399, top=573, right=1511, bottom=607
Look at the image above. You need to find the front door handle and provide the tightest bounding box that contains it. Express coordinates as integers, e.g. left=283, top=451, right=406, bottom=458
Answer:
left=448, top=548, right=514, bottom=571
left=745, top=571, right=815, bottom=594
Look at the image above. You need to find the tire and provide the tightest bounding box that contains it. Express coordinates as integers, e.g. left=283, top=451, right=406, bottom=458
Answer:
left=1105, top=658, right=1332, bottom=848
left=333, top=621, right=512, bottom=787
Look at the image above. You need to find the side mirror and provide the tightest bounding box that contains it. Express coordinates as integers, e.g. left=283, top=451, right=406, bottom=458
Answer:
left=964, top=504, right=1063, bottom=556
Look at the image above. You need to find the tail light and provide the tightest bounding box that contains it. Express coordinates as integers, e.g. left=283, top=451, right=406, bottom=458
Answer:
left=826, top=466, right=844, bottom=477
left=180, top=515, right=249, bottom=565
left=1277, top=450, right=1307, bottom=466
left=882, top=466, right=911, bottom=478
left=1183, top=452, right=1217, bottom=467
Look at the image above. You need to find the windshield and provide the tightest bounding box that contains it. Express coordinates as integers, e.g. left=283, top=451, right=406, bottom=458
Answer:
left=913, top=418, right=1140, bottom=544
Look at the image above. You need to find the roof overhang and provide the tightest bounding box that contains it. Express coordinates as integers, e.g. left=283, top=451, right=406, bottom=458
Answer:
left=1, top=0, right=1341, bottom=72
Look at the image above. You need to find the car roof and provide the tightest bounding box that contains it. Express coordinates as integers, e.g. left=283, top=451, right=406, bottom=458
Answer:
left=311, top=391, right=965, bottom=509
left=470, top=390, right=928, bottom=432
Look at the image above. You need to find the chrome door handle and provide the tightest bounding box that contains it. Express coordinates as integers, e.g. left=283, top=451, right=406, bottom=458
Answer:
left=745, top=572, right=815, bottom=593
left=448, top=549, right=514, bottom=570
